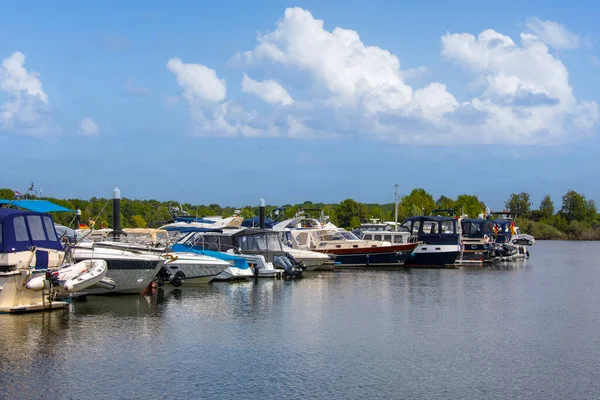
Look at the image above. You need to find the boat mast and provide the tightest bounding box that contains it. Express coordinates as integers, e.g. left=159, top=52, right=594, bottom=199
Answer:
left=394, top=184, right=398, bottom=232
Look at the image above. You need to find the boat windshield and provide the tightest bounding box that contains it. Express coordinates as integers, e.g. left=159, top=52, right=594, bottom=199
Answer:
left=339, top=231, right=360, bottom=240
left=315, top=230, right=360, bottom=241
left=238, top=233, right=283, bottom=252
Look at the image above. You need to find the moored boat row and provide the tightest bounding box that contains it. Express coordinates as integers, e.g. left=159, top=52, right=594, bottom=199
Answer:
left=0, top=197, right=536, bottom=313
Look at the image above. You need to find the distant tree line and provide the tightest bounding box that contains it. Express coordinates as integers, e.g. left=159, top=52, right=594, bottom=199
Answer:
left=0, top=187, right=597, bottom=240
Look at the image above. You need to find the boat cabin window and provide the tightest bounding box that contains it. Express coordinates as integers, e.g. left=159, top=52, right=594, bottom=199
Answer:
left=43, top=216, right=58, bottom=241
left=401, top=221, right=412, bottom=232
left=411, top=221, right=420, bottom=235
left=441, top=221, right=455, bottom=234
left=374, top=234, right=382, bottom=241
left=422, top=221, right=438, bottom=234
left=363, top=234, right=372, bottom=240
left=384, top=234, right=392, bottom=241
left=27, top=215, right=47, bottom=241
left=13, top=216, right=29, bottom=242
left=393, top=236, right=403, bottom=244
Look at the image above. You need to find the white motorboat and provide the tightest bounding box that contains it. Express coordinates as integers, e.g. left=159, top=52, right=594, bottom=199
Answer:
left=93, top=229, right=231, bottom=285
left=70, top=242, right=164, bottom=294
left=179, top=227, right=303, bottom=279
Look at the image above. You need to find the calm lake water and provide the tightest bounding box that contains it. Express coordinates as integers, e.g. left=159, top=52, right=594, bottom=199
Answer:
left=1, top=240, right=600, bottom=399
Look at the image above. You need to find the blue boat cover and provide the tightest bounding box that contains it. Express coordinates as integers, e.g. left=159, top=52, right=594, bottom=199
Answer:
left=0, top=199, right=73, bottom=213
left=0, top=208, right=64, bottom=253
left=241, top=217, right=275, bottom=229
left=170, top=243, right=250, bottom=270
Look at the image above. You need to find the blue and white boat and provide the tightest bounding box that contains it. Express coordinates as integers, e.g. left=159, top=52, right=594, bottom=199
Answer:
left=400, top=215, right=462, bottom=267
left=162, top=226, right=255, bottom=280
left=0, top=208, right=70, bottom=312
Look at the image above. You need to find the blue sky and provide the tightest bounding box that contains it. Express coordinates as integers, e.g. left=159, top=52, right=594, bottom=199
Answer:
left=1, top=1, right=599, bottom=211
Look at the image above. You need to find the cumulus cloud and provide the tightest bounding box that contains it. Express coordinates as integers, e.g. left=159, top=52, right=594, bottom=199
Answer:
left=79, top=117, right=99, bottom=136
left=525, top=17, right=580, bottom=49
left=441, top=29, right=597, bottom=144
left=241, top=73, right=293, bottom=105
left=227, top=8, right=598, bottom=145
left=234, top=7, right=418, bottom=114
left=0, top=51, right=50, bottom=136
left=167, top=57, right=226, bottom=103
left=166, top=58, right=280, bottom=137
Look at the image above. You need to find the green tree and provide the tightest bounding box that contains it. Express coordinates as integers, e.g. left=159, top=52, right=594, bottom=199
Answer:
left=335, top=198, right=362, bottom=228
left=561, top=190, right=588, bottom=222
left=454, top=194, right=485, bottom=218
left=505, top=192, right=532, bottom=217
left=0, top=188, right=15, bottom=199
left=399, top=189, right=436, bottom=217
left=436, top=195, right=454, bottom=211
left=539, top=195, right=554, bottom=219
left=240, top=206, right=255, bottom=219
left=130, top=215, right=147, bottom=228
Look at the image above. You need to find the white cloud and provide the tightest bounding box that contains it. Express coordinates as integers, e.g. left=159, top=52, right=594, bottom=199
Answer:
left=166, top=58, right=281, bottom=138
left=79, top=117, right=99, bottom=136
left=525, top=17, right=580, bottom=49
left=241, top=73, right=293, bottom=105
left=440, top=29, right=597, bottom=144
left=167, top=58, right=226, bottom=103
left=233, top=7, right=418, bottom=114
left=0, top=51, right=50, bottom=136
left=206, top=9, right=599, bottom=144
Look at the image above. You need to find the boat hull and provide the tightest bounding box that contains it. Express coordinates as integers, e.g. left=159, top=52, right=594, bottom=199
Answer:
left=72, top=253, right=164, bottom=294
left=164, top=261, right=229, bottom=284
left=312, top=243, right=418, bottom=267
left=0, top=270, right=68, bottom=313
left=212, top=266, right=253, bottom=281
left=404, top=244, right=460, bottom=267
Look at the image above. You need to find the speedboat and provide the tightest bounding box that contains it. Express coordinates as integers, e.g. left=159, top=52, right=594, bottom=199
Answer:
left=169, top=227, right=307, bottom=279
left=69, top=242, right=165, bottom=294
left=161, top=226, right=255, bottom=281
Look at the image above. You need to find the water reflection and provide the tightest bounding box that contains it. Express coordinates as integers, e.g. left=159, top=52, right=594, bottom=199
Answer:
left=2, top=243, right=600, bottom=399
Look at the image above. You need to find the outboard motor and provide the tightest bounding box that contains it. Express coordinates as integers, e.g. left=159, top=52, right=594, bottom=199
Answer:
left=274, top=254, right=304, bottom=279
left=155, top=266, right=172, bottom=287
left=169, top=270, right=186, bottom=287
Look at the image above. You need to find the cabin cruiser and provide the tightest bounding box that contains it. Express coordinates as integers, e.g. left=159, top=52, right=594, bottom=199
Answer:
left=0, top=209, right=109, bottom=312
left=272, top=217, right=419, bottom=267
left=459, top=218, right=494, bottom=265
left=399, top=216, right=462, bottom=267
left=162, top=226, right=255, bottom=280
left=173, top=227, right=305, bottom=279
left=355, top=220, right=414, bottom=245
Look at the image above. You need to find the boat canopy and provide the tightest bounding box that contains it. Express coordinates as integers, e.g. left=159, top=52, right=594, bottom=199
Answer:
left=0, top=208, right=64, bottom=253
left=241, top=217, right=275, bottom=229
left=461, top=218, right=495, bottom=238
left=0, top=199, right=73, bottom=213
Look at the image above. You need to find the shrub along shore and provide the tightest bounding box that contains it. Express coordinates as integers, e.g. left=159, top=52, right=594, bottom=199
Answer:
left=1, top=188, right=596, bottom=240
